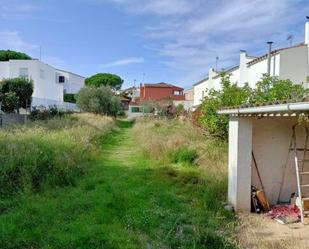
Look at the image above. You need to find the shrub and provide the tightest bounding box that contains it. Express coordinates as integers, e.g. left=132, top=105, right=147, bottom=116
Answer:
left=64, top=93, right=76, bottom=103
left=0, top=78, right=33, bottom=113
left=0, top=50, right=32, bottom=61
left=175, top=104, right=185, bottom=116
left=29, top=106, right=65, bottom=121
left=85, top=73, right=123, bottom=91
left=76, top=86, right=121, bottom=116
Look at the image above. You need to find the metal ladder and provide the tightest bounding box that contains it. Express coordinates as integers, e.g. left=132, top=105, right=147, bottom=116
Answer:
left=291, top=124, right=309, bottom=224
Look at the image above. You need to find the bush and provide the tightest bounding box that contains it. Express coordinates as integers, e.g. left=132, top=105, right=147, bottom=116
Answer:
left=0, top=78, right=33, bottom=113
left=29, top=106, right=65, bottom=121
left=64, top=93, right=76, bottom=103
left=85, top=73, right=123, bottom=90
left=0, top=50, right=32, bottom=61
left=196, top=74, right=307, bottom=139
left=76, top=86, right=121, bottom=116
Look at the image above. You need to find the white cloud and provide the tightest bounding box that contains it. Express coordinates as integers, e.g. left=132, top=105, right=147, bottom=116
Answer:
left=0, top=2, right=39, bottom=20
left=0, top=31, right=39, bottom=52
left=108, top=0, right=197, bottom=15
left=102, top=57, right=144, bottom=68
left=108, top=0, right=309, bottom=85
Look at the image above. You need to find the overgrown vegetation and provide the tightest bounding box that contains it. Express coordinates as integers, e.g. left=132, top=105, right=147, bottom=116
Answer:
left=0, top=114, right=114, bottom=198
left=0, top=77, right=33, bottom=113
left=0, top=50, right=32, bottom=61
left=1, top=117, right=236, bottom=249
left=29, top=106, right=68, bottom=121
left=196, top=74, right=307, bottom=139
left=76, top=85, right=121, bottom=116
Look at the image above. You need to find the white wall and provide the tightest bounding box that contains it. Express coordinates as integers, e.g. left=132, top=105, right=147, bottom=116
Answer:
left=247, top=54, right=280, bottom=88
left=229, top=68, right=240, bottom=85
left=193, top=79, right=208, bottom=106
left=0, top=62, right=10, bottom=78
left=7, top=60, right=63, bottom=101
left=228, top=117, right=252, bottom=211
left=56, top=69, right=85, bottom=94
left=252, top=117, right=307, bottom=205
left=280, top=45, right=308, bottom=85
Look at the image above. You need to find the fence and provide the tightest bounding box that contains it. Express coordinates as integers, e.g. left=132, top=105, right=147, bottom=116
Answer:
left=32, top=97, right=80, bottom=112
left=0, top=113, right=27, bottom=127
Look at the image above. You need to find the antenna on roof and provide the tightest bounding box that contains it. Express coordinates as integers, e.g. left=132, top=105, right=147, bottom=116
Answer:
left=39, top=46, right=42, bottom=61
left=215, top=56, right=219, bottom=71
left=286, top=34, right=293, bottom=46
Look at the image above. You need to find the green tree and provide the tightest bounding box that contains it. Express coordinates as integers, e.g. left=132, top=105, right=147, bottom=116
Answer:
left=197, top=73, right=250, bottom=139
left=249, top=74, right=306, bottom=104
left=76, top=86, right=121, bottom=116
left=85, top=73, right=123, bottom=90
left=0, top=78, right=33, bottom=113
left=0, top=50, right=32, bottom=61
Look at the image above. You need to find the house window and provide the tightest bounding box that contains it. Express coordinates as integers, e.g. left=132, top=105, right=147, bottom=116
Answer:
left=174, top=90, right=181, bottom=96
left=59, top=76, right=65, bottom=83
left=40, top=69, right=44, bottom=79
left=19, top=68, right=28, bottom=78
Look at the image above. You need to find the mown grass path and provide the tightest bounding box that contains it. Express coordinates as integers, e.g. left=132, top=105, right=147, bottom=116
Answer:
left=1, top=121, right=235, bottom=249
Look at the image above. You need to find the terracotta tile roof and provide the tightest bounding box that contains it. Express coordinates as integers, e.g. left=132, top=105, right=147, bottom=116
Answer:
left=143, top=82, right=183, bottom=90
left=247, top=43, right=306, bottom=66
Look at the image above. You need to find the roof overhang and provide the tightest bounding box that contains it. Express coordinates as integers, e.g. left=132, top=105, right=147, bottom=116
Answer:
left=218, top=102, right=309, bottom=117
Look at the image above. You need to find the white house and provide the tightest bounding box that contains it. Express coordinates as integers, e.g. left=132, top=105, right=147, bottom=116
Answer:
left=193, top=19, right=309, bottom=108
left=0, top=59, right=85, bottom=108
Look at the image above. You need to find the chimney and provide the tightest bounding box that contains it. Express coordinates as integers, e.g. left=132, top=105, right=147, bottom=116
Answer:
left=305, top=16, right=309, bottom=45
left=239, top=50, right=248, bottom=87
left=267, top=41, right=273, bottom=75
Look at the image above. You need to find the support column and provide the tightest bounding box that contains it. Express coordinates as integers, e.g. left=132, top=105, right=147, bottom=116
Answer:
left=228, top=117, right=252, bottom=212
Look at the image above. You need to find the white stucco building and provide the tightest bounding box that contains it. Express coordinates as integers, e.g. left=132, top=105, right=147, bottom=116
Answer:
left=193, top=20, right=309, bottom=108
left=0, top=59, right=85, bottom=108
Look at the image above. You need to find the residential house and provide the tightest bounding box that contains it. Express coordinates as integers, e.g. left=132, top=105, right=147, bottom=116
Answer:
left=140, top=83, right=185, bottom=101
left=0, top=59, right=85, bottom=109
left=184, top=87, right=194, bottom=101
left=174, top=87, right=194, bottom=111
left=193, top=19, right=309, bottom=108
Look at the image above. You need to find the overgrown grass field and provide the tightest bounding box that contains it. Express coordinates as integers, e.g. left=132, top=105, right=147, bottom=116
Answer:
left=0, top=115, right=236, bottom=249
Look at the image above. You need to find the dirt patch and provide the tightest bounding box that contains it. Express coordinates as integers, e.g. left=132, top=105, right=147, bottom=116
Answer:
left=237, top=213, right=309, bottom=249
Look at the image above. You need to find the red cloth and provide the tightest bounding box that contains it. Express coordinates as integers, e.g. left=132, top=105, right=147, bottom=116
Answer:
left=268, top=204, right=300, bottom=219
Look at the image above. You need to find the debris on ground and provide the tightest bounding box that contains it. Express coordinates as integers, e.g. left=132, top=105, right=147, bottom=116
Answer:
left=268, top=204, right=300, bottom=224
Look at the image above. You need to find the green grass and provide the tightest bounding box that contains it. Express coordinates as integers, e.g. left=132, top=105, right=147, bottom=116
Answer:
left=0, top=118, right=236, bottom=249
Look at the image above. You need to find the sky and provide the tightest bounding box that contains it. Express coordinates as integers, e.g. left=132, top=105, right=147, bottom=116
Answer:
left=0, top=0, right=308, bottom=89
